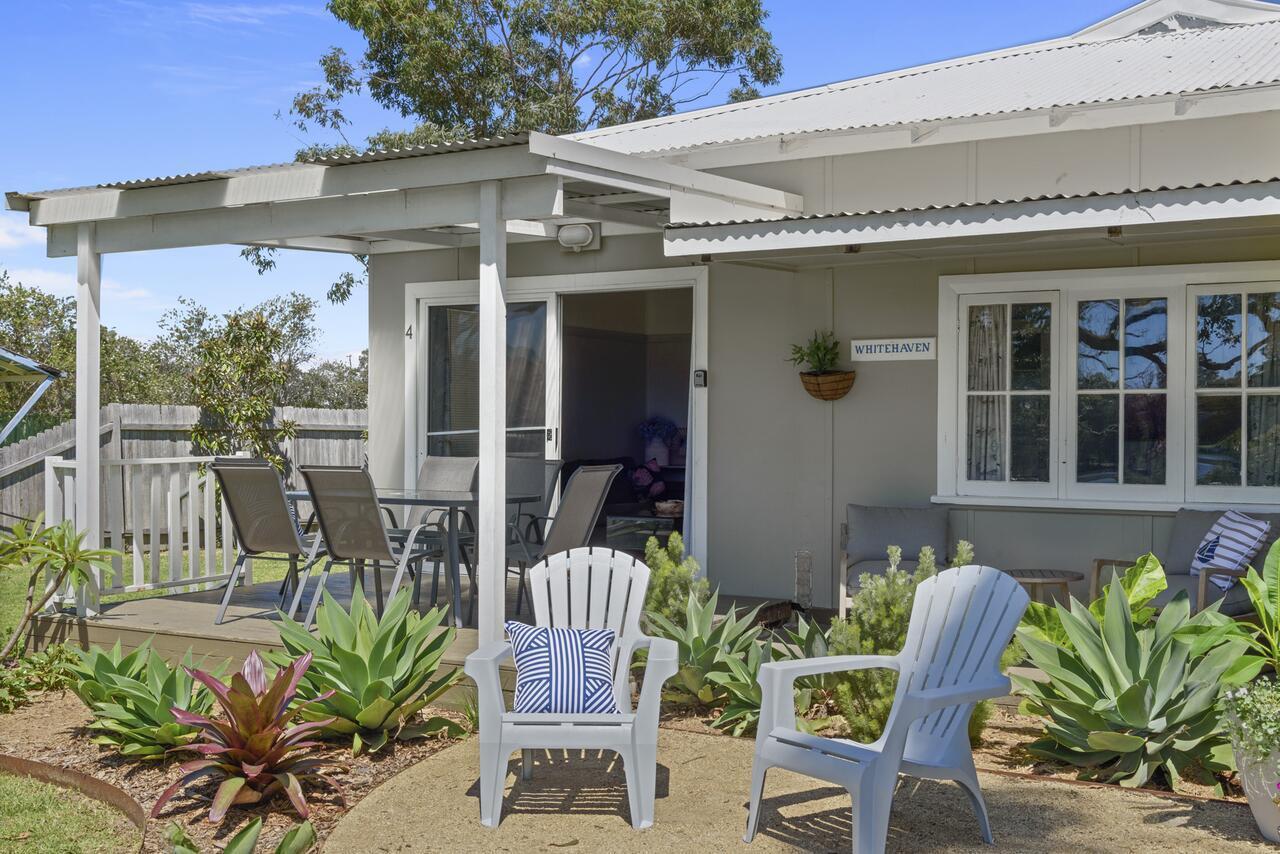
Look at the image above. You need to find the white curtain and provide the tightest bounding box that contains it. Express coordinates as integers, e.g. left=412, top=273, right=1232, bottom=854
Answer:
left=966, top=305, right=1006, bottom=481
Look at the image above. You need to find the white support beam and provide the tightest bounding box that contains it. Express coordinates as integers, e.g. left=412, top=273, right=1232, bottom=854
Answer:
left=477, top=180, right=507, bottom=646
left=563, top=200, right=664, bottom=230
left=243, top=236, right=376, bottom=254
left=75, top=224, right=102, bottom=616
left=529, top=131, right=802, bottom=215
left=359, top=229, right=466, bottom=247
left=664, top=181, right=1280, bottom=257
left=23, top=145, right=546, bottom=226
left=45, top=175, right=562, bottom=257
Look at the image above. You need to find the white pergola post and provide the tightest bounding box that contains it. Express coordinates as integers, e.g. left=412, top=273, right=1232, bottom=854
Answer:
left=74, top=223, right=102, bottom=616
left=477, top=180, right=508, bottom=645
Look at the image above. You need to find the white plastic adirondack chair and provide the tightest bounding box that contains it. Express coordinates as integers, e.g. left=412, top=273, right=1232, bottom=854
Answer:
left=745, top=565, right=1029, bottom=854
left=464, top=547, right=679, bottom=829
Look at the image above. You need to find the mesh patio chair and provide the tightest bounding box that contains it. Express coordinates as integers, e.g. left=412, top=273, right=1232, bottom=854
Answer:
left=507, top=464, right=621, bottom=615
left=299, top=465, right=443, bottom=628
left=210, top=458, right=326, bottom=626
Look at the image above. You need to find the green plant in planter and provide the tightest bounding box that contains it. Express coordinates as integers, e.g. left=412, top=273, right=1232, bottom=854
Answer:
left=1224, top=679, right=1280, bottom=765
left=272, top=584, right=464, bottom=755
left=68, top=641, right=216, bottom=758
left=787, top=330, right=841, bottom=373
left=1014, top=576, right=1244, bottom=791
left=645, top=589, right=761, bottom=706
left=643, top=532, right=708, bottom=629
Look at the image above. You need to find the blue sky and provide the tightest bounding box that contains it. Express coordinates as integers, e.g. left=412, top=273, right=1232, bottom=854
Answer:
left=0, top=0, right=1140, bottom=361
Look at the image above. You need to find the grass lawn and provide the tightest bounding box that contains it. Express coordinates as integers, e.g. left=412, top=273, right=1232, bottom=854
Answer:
left=0, top=773, right=139, bottom=854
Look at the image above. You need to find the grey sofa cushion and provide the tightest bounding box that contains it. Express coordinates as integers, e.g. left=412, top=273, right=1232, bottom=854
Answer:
left=845, top=504, right=948, bottom=566
left=847, top=559, right=919, bottom=592
left=1155, top=571, right=1252, bottom=617
left=1161, top=509, right=1280, bottom=576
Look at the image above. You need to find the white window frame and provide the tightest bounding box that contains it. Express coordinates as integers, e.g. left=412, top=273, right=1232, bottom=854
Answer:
left=1184, top=280, right=1280, bottom=505
left=956, top=291, right=1060, bottom=500
left=937, top=260, right=1280, bottom=511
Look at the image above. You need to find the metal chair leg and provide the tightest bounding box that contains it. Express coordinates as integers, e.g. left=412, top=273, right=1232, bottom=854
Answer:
left=430, top=559, right=441, bottom=606
left=372, top=558, right=385, bottom=616
left=214, top=553, right=249, bottom=626
left=285, top=557, right=320, bottom=620
left=303, top=559, right=335, bottom=629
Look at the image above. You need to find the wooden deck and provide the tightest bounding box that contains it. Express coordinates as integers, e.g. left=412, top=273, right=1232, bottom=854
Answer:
left=30, top=567, right=526, bottom=703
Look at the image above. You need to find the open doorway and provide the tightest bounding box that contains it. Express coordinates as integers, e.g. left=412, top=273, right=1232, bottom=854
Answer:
left=560, top=288, right=693, bottom=553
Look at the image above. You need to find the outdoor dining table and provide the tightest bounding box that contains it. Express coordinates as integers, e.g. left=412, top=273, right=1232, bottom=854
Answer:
left=287, top=487, right=541, bottom=628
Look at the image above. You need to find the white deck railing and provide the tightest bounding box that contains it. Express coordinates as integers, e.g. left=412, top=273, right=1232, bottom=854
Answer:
left=43, top=456, right=241, bottom=615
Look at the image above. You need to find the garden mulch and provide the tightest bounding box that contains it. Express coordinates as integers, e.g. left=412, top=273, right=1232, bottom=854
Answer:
left=0, top=690, right=465, bottom=853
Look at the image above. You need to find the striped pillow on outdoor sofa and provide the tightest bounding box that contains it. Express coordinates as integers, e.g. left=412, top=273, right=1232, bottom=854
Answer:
left=1190, top=509, right=1271, bottom=590
left=505, top=622, right=619, bottom=714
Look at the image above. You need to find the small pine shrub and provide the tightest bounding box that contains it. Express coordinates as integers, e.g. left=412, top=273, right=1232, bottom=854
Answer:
left=643, top=532, right=708, bottom=628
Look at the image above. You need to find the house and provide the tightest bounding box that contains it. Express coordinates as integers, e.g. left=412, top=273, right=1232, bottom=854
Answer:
left=7, top=0, right=1280, bottom=644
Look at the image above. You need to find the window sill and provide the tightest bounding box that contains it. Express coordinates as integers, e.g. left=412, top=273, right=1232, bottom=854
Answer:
left=931, top=494, right=1280, bottom=514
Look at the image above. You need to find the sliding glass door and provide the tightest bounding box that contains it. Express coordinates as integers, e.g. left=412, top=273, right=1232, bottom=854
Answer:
left=420, top=298, right=558, bottom=464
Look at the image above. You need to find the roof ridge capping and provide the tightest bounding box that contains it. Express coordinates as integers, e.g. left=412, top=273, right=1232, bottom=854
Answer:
left=572, top=0, right=1280, bottom=143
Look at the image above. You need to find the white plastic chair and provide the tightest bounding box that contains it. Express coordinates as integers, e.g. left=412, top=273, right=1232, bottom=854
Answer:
left=745, top=565, right=1029, bottom=854
left=464, top=547, right=678, bottom=829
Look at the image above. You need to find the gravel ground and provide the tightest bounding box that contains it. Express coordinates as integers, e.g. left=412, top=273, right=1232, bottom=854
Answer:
left=324, top=728, right=1270, bottom=853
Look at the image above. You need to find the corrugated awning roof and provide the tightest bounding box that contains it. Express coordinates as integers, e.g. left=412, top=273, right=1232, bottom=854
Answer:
left=665, top=177, right=1280, bottom=228
left=573, top=19, right=1280, bottom=155
left=10, top=135, right=530, bottom=203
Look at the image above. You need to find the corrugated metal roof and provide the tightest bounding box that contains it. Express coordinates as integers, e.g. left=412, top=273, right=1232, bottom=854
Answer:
left=13, top=135, right=530, bottom=202
left=575, top=19, right=1280, bottom=155
left=665, top=177, right=1280, bottom=228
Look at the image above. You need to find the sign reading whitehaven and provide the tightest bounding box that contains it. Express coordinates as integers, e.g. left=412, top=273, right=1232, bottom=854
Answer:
left=849, top=337, right=937, bottom=361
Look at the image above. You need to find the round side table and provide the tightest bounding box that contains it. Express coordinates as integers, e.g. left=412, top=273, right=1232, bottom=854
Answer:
left=1006, top=569, right=1083, bottom=605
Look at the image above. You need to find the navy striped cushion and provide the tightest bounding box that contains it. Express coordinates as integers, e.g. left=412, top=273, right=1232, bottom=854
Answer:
left=1191, top=510, right=1271, bottom=590
left=505, top=622, right=619, bottom=714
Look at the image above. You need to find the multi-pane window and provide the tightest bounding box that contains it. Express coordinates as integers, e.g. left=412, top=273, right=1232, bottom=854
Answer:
left=945, top=272, right=1280, bottom=506
left=1194, top=290, right=1280, bottom=489
left=1075, top=298, right=1168, bottom=486
left=962, top=296, right=1054, bottom=492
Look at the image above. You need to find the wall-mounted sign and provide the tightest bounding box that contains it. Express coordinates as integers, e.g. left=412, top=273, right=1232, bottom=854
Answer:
left=850, top=337, right=936, bottom=362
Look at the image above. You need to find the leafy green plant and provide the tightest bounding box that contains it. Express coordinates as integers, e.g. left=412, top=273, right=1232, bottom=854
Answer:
left=787, top=330, right=841, bottom=373
left=1021, top=554, right=1168, bottom=650
left=166, top=817, right=317, bottom=853
left=0, top=644, right=79, bottom=713
left=1202, top=538, right=1280, bottom=682
left=643, top=532, right=708, bottom=629
left=1014, top=576, right=1244, bottom=791
left=68, top=641, right=215, bottom=758
left=707, top=635, right=776, bottom=736
left=152, top=650, right=340, bottom=823
left=272, top=585, right=464, bottom=755
left=1224, top=679, right=1280, bottom=763
left=645, top=589, right=761, bottom=706
left=0, top=518, right=120, bottom=661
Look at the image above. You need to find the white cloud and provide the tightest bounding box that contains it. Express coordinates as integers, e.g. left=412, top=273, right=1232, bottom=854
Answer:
left=0, top=215, right=44, bottom=250
left=183, top=3, right=326, bottom=26
left=6, top=267, right=151, bottom=303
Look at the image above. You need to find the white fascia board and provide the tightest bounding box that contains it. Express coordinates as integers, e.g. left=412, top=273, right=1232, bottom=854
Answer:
left=662, top=85, right=1280, bottom=170
left=663, top=181, right=1280, bottom=257
left=529, top=131, right=802, bottom=215
left=25, top=145, right=546, bottom=227
left=45, top=175, right=562, bottom=257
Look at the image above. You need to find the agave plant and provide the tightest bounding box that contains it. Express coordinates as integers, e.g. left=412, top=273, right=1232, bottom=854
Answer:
left=1014, top=574, right=1245, bottom=791
left=706, top=636, right=775, bottom=736
left=1020, top=554, right=1168, bottom=648
left=645, top=589, right=761, bottom=706
left=152, top=650, right=340, bottom=823
left=271, top=584, right=463, bottom=755
left=68, top=641, right=215, bottom=758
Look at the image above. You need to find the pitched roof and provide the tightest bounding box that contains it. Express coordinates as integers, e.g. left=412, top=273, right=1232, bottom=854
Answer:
left=572, top=16, right=1280, bottom=156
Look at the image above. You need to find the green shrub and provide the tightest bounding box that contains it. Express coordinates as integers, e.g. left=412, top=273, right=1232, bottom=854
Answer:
left=1014, top=575, right=1244, bottom=791
left=0, top=644, right=79, bottom=713
left=646, top=589, right=761, bottom=707
left=1224, top=678, right=1280, bottom=762
left=68, top=641, right=214, bottom=758
left=643, top=532, right=708, bottom=629
left=272, top=584, right=464, bottom=755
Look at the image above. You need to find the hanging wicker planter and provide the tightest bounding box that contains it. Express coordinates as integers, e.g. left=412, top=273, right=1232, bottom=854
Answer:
left=800, top=370, right=856, bottom=401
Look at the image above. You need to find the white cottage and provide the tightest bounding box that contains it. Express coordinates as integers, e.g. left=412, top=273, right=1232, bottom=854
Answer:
left=8, top=0, right=1280, bottom=643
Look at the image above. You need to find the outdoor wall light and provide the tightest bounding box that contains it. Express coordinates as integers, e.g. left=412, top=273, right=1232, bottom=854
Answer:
left=556, top=222, right=597, bottom=251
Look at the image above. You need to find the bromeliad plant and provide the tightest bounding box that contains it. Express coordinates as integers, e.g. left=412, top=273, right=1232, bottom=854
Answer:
left=645, top=589, right=761, bottom=706
left=1014, top=575, right=1245, bottom=791
left=68, top=641, right=215, bottom=758
left=272, top=584, right=463, bottom=755
left=152, top=650, right=340, bottom=823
